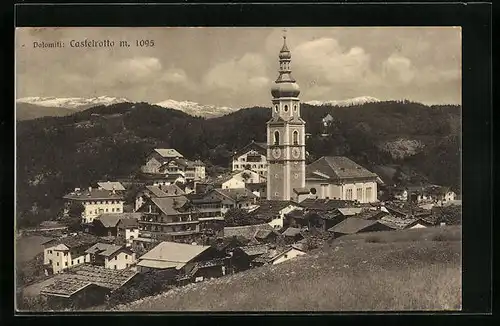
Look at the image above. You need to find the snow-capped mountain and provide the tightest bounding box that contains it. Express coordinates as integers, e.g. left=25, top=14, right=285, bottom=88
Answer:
left=305, top=96, right=381, bottom=107
left=155, top=99, right=236, bottom=118
left=16, top=96, right=130, bottom=109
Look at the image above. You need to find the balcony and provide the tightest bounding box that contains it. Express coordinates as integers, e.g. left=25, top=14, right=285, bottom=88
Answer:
left=139, top=220, right=199, bottom=226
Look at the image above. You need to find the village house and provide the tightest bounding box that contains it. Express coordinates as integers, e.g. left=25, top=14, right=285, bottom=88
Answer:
left=281, top=227, right=305, bottom=244
left=249, top=199, right=303, bottom=230
left=377, top=214, right=433, bottom=230
left=116, top=217, right=140, bottom=247
left=85, top=243, right=136, bottom=270
left=202, top=188, right=258, bottom=215
left=231, top=244, right=270, bottom=271
left=140, top=148, right=206, bottom=181
left=186, top=193, right=225, bottom=237
left=136, top=241, right=227, bottom=284
left=91, top=213, right=142, bottom=237
left=321, top=113, right=334, bottom=136
left=245, top=181, right=267, bottom=198
left=292, top=187, right=312, bottom=203
left=232, top=141, right=268, bottom=177
left=210, top=236, right=247, bottom=257
left=63, top=187, right=125, bottom=225
left=135, top=184, right=186, bottom=211
left=305, top=156, right=379, bottom=203
left=223, top=223, right=277, bottom=244
left=328, top=217, right=392, bottom=238
left=135, top=196, right=201, bottom=245
left=40, top=264, right=138, bottom=308
left=42, top=234, right=99, bottom=274
left=252, top=245, right=307, bottom=266
left=141, top=148, right=184, bottom=174
left=221, top=169, right=267, bottom=189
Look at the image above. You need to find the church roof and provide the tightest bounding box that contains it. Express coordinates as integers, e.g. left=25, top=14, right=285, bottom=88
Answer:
left=306, top=156, right=378, bottom=181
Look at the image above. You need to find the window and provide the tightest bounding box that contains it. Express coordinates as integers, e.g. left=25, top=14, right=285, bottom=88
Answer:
left=49, top=250, right=52, bottom=254
left=116, top=207, right=121, bottom=212
left=274, top=131, right=280, bottom=145
left=293, top=131, right=299, bottom=145
left=310, top=188, right=317, bottom=195
left=234, top=164, right=239, bottom=169
left=95, top=209, right=98, bottom=214
left=56, top=252, right=59, bottom=257
left=284, top=105, right=289, bottom=112
left=105, top=208, right=108, bottom=212
left=274, top=105, right=279, bottom=112
left=64, top=252, right=67, bottom=256
left=77, top=259, right=80, bottom=264
left=294, top=105, right=298, bottom=112
left=114, top=265, right=117, bottom=270
left=346, top=189, right=353, bottom=200
left=112, top=208, right=115, bottom=212
left=125, top=255, right=128, bottom=259
left=357, top=188, right=363, bottom=201
left=115, top=256, right=118, bottom=260
left=56, top=262, right=59, bottom=266
left=284, top=254, right=288, bottom=259
left=65, top=262, right=68, bottom=266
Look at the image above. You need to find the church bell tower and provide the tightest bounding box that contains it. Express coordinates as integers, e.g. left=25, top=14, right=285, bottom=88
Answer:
left=267, top=32, right=306, bottom=201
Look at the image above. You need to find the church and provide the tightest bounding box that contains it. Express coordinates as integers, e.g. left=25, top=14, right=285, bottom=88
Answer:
left=265, top=33, right=379, bottom=204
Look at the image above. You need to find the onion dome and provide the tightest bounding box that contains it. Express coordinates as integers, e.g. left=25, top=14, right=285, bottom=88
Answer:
left=271, top=82, right=300, bottom=98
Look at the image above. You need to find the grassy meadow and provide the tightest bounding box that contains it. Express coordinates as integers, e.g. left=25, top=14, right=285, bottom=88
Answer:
left=110, top=226, right=461, bottom=312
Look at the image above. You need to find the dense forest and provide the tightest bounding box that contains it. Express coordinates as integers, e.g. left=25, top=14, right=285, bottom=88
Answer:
left=16, top=100, right=461, bottom=228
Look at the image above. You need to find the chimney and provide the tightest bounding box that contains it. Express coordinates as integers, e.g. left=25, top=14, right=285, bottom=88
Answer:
left=88, top=187, right=92, bottom=193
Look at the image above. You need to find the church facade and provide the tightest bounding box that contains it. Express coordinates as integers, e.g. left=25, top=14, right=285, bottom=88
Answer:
left=266, top=35, right=306, bottom=201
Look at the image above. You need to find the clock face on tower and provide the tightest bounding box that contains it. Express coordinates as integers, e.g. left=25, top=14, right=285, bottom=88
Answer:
left=292, top=147, right=301, bottom=159
left=272, top=147, right=281, bottom=159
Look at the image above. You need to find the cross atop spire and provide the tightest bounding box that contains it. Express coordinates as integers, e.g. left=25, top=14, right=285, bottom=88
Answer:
left=282, top=28, right=287, bottom=40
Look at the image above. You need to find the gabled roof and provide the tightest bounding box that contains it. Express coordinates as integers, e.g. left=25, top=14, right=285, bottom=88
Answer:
left=97, top=181, right=126, bottom=191
left=117, top=217, right=139, bottom=228
left=254, top=228, right=277, bottom=240
left=59, top=264, right=137, bottom=291
left=145, top=184, right=185, bottom=198
left=306, top=156, right=378, bottom=181
left=42, top=233, right=99, bottom=250
left=40, top=279, right=96, bottom=298
left=328, top=218, right=380, bottom=234
left=253, top=245, right=305, bottom=264
left=213, top=188, right=257, bottom=202
left=282, top=227, right=303, bottom=237
left=85, top=243, right=131, bottom=257
left=337, top=207, right=364, bottom=216
left=224, top=224, right=274, bottom=241
left=237, top=244, right=269, bottom=257
left=377, top=215, right=421, bottom=230
left=63, top=188, right=124, bottom=201
left=96, top=213, right=142, bottom=228
left=150, top=196, right=190, bottom=215
left=233, top=140, right=267, bottom=158
left=355, top=209, right=387, bottom=220
left=153, top=148, right=184, bottom=158
left=138, top=241, right=211, bottom=267
left=251, top=200, right=299, bottom=218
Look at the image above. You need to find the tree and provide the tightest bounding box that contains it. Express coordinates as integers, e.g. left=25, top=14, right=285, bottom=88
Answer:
left=67, top=202, right=84, bottom=218
left=224, top=208, right=263, bottom=227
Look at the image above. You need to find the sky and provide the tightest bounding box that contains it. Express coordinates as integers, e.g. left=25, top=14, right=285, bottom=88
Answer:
left=16, top=27, right=461, bottom=108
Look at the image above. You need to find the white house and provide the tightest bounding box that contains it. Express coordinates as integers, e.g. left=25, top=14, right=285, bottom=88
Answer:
left=42, top=234, right=99, bottom=274
left=250, top=200, right=303, bottom=229
left=141, top=149, right=184, bottom=174
left=63, top=187, right=125, bottom=224
left=305, top=156, right=379, bottom=203
left=117, top=218, right=140, bottom=247
left=253, top=245, right=306, bottom=266
left=85, top=243, right=136, bottom=270
left=232, top=141, right=268, bottom=177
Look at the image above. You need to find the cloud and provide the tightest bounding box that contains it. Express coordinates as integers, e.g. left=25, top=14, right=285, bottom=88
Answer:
left=382, top=53, right=416, bottom=84
left=292, top=38, right=376, bottom=85
left=203, top=53, right=270, bottom=91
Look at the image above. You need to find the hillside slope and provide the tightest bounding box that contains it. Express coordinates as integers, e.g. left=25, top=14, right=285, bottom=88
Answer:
left=110, top=226, right=461, bottom=311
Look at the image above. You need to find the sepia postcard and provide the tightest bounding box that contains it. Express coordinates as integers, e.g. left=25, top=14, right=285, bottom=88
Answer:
left=15, top=26, right=462, bottom=312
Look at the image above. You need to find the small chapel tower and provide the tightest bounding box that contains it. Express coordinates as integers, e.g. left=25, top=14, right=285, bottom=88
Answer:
left=267, top=32, right=306, bottom=201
